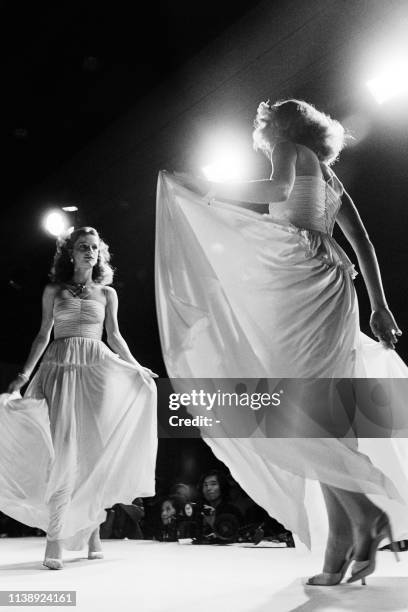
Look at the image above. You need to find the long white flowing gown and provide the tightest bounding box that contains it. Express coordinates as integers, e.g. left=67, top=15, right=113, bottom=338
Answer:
left=0, top=296, right=157, bottom=550
left=155, top=170, right=408, bottom=549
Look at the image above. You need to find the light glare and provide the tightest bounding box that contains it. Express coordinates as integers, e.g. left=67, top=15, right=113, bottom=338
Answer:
left=367, top=59, right=408, bottom=104
left=341, top=114, right=372, bottom=146
left=202, top=145, right=248, bottom=182
left=43, top=211, right=69, bottom=237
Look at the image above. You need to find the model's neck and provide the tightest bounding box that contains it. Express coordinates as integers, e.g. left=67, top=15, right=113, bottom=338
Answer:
left=71, top=269, right=93, bottom=284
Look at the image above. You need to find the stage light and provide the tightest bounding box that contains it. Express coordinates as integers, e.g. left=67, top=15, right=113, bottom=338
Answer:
left=367, top=59, right=408, bottom=104
left=202, top=153, right=245, bottom=182
left=201, top=134, right=251, bottom=182
left=62, top=205, right=78, bottom=212
left=43, top=211, right=69, bottom=237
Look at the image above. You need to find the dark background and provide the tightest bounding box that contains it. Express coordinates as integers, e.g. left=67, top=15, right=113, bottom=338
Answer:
left=0, top=0, right=271, bottom=488
left=1, top=0, right=272, bottom=372
left=1, top=1, right=408, bottom=487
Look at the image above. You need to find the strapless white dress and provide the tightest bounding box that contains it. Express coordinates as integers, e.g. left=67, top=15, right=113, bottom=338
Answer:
left=155, top=171, right=408, bottom=548
left=0, top=297, right=157, bottom=550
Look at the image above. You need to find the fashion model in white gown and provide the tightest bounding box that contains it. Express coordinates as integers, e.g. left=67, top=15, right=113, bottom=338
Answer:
left=155, top=161, right=408, bottom=550
left=0, top=238, right=157, bottom=555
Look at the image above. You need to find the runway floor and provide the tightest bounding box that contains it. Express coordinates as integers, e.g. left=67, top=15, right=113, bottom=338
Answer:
left=0, top=538, right=407, bottom=612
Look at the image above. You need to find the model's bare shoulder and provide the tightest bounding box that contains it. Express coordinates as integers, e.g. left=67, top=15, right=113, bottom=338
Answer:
left=102, top=285, right=117, bottom=295
left=43, top=283, right=60, bottom=298
left=102, top=285, right=118, bottom=303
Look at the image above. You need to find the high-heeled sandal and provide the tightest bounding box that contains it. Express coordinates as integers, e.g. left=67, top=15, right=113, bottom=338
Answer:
left=347, top=512, right=400, bottom=585
left=307, top=547, right=354, bottom=586
left=43, top=558, right=64, bottom=570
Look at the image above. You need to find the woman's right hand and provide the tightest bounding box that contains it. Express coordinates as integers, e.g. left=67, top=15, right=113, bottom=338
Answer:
left=370, top=307, right=402, bottom=349
left=7, top=376, right=27, bottom=394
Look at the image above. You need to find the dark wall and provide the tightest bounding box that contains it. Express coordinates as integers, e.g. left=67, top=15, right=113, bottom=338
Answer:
left=2, top=0, right=407, bottom=370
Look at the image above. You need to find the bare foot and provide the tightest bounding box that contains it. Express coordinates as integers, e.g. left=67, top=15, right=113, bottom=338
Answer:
left=88, top=527, right=103, bottom=558
left=43, top=539, right=63, bottom=569
left=351, top=509, right=384, bottom=561
left=322, top=534, right=354, bottom=574
left=44, top=539, right=63, bottom=560
left=307, top=536, right=354, bottom=585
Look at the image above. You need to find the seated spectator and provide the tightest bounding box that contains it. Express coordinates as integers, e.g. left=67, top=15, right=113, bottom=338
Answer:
left=100, top=498, right=145, bottom=540
left=200, top=470, right=242, bottom=516
left=161, top=497, right=179, bottom=526
left=198, top=470, right=243, bottom=540
left=154, top=495, right=184, bottom=542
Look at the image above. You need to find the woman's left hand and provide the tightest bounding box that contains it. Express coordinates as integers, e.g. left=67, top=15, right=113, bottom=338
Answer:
left=140, top=367, right=159, bottom=380
left=370, top=307, right=402, bottom=349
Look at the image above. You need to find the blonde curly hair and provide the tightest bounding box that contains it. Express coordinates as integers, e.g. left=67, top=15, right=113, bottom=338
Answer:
left=49, top=226, right=114, bottom=285
left=253, top=99, right=345, bottom=165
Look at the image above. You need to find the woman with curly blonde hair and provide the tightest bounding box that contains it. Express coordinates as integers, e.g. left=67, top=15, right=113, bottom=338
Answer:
left=0, top=226, right=157, bottom=569
left=253, top=98, right=345, bottom=164
left=156, top=99, right=408, bottom=586
left=50, top=226, right=114, bottom=286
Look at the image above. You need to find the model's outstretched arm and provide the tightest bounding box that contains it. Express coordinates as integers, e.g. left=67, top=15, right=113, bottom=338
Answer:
left=104, top=286, right=157, bottom=379
left=7, top=284, right=56, bottom=392
left=177, top=141, right=297, bottom=206
left=336, top=190, right=402, bottom=349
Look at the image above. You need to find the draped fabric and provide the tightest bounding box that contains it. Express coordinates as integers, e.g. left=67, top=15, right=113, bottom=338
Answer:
left=155, top=171, right=408, bottom=548
left=0, top=297, right=157, bottom=550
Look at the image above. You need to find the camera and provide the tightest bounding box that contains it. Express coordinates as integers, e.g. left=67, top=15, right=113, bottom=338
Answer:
left=179, top=503, right=255, bottom=545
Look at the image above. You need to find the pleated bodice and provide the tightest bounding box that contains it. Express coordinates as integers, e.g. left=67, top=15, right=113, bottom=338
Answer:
left=268, top=176, right=341, bottom=235
left=53, top=296, right=105, bottom=340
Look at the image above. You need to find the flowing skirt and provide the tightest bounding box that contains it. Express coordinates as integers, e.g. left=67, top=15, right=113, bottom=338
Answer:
left=0, top=336, right=157, bottom=550
left=155, top=171, right=408, bottom=548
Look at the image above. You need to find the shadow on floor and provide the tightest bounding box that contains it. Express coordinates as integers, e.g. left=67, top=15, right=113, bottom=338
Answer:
left=253, top=577, right=408, bottom=612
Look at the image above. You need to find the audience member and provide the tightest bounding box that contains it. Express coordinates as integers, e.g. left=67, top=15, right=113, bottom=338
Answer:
left=100, top=498, right=144, bottom=540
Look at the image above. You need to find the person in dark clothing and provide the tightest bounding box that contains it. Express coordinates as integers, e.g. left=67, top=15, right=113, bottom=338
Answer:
left=100, top=498, right=145, bottom=540
left=198, top=470, right=243, bottom=540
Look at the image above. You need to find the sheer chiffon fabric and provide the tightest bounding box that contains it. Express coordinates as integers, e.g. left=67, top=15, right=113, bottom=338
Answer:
left=155, top=171, right=408, bottom=548
left=0, top=297, right=157, bottom=550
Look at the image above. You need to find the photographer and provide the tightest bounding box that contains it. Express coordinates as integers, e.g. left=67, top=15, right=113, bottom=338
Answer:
left=198, top=470, right=243, bottom=540
left=153, top=495, right=184, bottom=542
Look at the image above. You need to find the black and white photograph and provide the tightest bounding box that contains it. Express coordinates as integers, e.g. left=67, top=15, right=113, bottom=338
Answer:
left=1, top=1, right=408, bottom=610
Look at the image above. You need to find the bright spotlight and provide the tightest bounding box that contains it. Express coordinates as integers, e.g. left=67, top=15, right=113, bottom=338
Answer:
left=62, top=205, right=78, bottom=212
left=202, top=156, right=244, bottom=182
left=367, top=59, right=408, bottom=104
left=201, top=140, right=250, bottom=182
left=43, top=211, right=69, bottom=237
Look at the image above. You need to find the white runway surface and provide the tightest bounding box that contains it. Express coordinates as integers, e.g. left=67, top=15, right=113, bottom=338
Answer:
left=0, top=538, right=407, bottom=612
